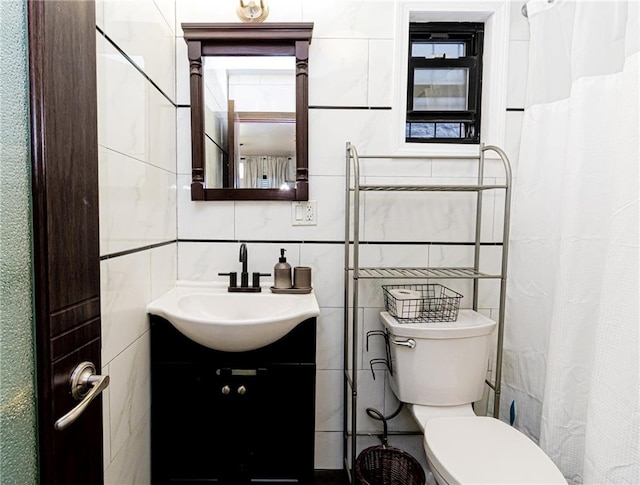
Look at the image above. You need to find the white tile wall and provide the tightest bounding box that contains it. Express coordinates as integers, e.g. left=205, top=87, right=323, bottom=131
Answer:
left=309, top=38, right=369, bottom=106
left=98, top=1, right=178, bottom=482
left=87, top=0, right=532, bottom=476
left=100, top=245, right=177, bottom=480
left=103, top=0, right=176, bottom=99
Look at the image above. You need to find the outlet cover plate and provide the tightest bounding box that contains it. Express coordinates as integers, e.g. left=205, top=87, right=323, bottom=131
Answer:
left=291, top=201, right=317, bottom=226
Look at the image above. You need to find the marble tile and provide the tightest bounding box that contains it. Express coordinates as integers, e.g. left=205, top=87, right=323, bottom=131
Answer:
left=100, top=148, right=176, bottom=255
left=177, top=176, right=235, bottom=240
left=314, top=431, right=343, bottom=469
left=355, top=370, right=386, bottom=433
left=361, top=178, right=480, bottom=243
left=362, top=307, right=386, bottom=373
left=239, top=242, right=301, bottom=276
left=175, top=38, right=190, bottom=105
left=232, top=176, right=345, bottom=241
left=309, top=38, right=369, bottom=107
left=176, top=107, right=192, bottom=175
left=96, top=0, right=105, bottom=30
left=100, top=252, right=151, bottom=364
left=431, top=158, right=482, bottom=179
left=358, top=244, right=429, bottom=268
left=308, top=109, right=394, bottom=176
left=233, top=200, right=292, bottom=241
left=368, top=39, right=394, bottom=107
left=177, top=241, right=237, bottom=282
left=428, top=244, right=474, bottom=268
left=97, top=35, right=148, bottom=161
left=316, top=307, right=344, bottom=371
left=315, top=370, right=343, bottom=432
left=178, top=241, right=302, bottom=284
left=302, top=0, right=394, bottom=39
left=102, top=362, right=111, bottom=468
left=299, top=244, right=344, bottom=308
left=103, top=0, right=176, bottom=101
left=148, top=85, right=177, bottom=173
left=358, top=156, right=434, bottom=180
left=150, top=243, right=177, bottom=299
left=98, top=146, right=110, bottom=257
left=345, top=307, right=364, bottom=380
left=108, top=332, right=151, bottom=458
left=104, top=410, right=151, bottom=485
left=507, top=40, right=529, bottom=109
left=153, top=0, right=175, bottom=35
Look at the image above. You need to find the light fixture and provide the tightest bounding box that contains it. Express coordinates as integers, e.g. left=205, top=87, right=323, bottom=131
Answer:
left=237, top=0, right=269, bottom=23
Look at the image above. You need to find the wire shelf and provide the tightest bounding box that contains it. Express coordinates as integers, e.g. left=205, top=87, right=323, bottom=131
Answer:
left=352, top=184, right=507, bottom=192
left=353, top=267, right=500, bottom=279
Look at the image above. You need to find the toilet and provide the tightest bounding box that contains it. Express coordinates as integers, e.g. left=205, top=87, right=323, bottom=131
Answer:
left=381, top=310, right=567, bottom=485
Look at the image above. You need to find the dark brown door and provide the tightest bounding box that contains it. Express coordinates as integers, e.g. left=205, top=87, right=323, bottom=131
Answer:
left=28, top=0, right=105, bottom=484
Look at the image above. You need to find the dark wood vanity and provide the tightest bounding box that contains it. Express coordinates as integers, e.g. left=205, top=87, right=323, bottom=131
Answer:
left=150, top=316, right=317, bottom=484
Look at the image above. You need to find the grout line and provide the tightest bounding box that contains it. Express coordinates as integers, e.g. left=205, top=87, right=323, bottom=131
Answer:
left=96, top=26, right=178, bottom=108
left=100, top=240, right=177, bottom=261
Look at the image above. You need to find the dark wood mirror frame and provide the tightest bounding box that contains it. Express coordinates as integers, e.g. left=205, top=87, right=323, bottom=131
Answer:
left=182, top=23, right=314, bottom=201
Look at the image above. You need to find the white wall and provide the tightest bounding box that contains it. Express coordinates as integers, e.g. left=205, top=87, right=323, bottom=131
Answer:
left=96, top=0, right=178, bottom=482
left=175, top=0, right=530, bottom=470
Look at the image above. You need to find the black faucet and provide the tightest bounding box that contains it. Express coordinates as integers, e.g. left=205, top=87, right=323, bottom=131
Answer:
left=239, top=243, right=249, bottom=287
left=219, top=243, right=270, bottom=292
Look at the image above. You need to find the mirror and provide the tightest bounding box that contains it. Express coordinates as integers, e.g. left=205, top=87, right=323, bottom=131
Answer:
left=182, top=23, right=314, bottom=201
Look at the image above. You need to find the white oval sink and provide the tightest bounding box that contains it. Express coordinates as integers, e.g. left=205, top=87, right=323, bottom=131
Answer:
left=147, top=282, right=320, bottom=352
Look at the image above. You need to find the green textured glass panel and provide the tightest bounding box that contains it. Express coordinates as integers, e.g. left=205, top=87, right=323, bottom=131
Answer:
left=0, top=1, right=38, bottom=483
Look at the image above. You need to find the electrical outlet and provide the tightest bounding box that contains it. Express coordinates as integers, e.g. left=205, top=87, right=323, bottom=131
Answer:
left=291, top=201, right=317, bottom=226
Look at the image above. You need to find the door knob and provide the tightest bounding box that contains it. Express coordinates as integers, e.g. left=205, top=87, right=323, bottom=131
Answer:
left=237, top=385, right=247, bottom=395
left=221, top=385, right=231, bottom=394
left=54, top=362, right=109, bottom=431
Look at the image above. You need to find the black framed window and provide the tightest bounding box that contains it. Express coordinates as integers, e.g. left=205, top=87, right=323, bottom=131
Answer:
left=406, top=22, right=484, bottom=144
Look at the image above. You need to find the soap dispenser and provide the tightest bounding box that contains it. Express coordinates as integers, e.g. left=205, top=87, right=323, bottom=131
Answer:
left=274, top=248, right=292, bottom=289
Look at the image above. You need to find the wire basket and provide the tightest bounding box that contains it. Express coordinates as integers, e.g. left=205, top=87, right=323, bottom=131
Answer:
left=355, top=445, right=426, bottom=485
left=382, top=284, right=463, bottom=323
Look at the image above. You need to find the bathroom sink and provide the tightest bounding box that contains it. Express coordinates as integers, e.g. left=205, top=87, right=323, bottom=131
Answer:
left=146, top=282, right=320, bottom=352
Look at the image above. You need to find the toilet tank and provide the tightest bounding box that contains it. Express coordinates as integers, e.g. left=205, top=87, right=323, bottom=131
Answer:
left=380, top=310, right=496, bottom=406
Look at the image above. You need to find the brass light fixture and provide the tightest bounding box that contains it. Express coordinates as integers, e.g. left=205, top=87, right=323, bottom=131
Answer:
left=237, top=0, right=269, bottom=23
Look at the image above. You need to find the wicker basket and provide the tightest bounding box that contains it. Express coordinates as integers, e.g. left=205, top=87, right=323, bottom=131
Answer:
left=382, top=284, right=462, bottom=323
left=355, top=445, right=426, bottom=485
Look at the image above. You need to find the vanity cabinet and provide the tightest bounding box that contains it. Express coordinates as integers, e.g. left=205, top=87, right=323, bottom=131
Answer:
left=150, top=316, right=316, bottom=484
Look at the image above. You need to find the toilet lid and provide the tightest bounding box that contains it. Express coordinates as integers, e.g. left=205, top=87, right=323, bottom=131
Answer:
left=424, top=417, right=567, bottom=485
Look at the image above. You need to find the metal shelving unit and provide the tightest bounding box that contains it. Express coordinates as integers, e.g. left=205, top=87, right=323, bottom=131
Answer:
left=342, top=141, right=512, bottom=482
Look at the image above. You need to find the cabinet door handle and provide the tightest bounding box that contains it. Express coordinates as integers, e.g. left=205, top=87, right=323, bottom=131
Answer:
left=237, top=385, right=247, bottom=395
left=221, top=385, right=231, bottom=395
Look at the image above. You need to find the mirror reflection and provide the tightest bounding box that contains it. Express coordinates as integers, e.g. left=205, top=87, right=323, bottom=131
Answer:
left=203, top=56, right=296, bottom=190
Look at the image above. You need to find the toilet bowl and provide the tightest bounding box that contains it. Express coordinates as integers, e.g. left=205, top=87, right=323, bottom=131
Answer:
left=381, top=311, right=566, bottom=485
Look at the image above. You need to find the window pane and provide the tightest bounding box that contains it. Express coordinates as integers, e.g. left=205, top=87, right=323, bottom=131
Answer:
left=412, top=68, right=468, bottom=111
left=406, top=122, right=435, bottom=138
left=411, top=42, right=465, bottom=59
left=435, top=123, right=463, bottom=138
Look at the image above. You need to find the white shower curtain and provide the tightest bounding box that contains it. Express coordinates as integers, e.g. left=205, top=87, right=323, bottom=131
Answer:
left=502, top=1, right=639, bottom=483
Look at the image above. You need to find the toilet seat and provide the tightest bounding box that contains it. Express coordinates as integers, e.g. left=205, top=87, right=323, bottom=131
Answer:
left=424, top=417, right=566, bottom=485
